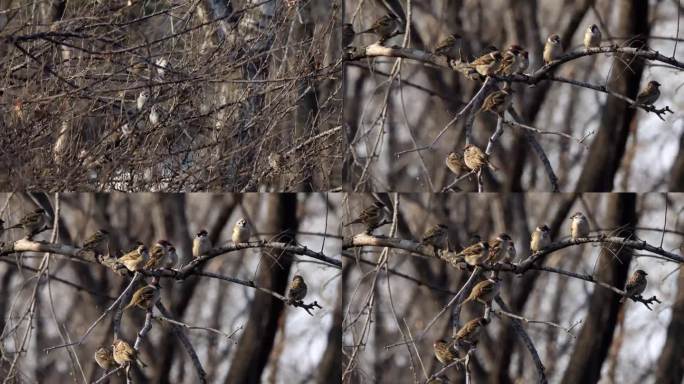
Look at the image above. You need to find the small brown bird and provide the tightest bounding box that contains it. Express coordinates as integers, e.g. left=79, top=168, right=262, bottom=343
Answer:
left=470, top=50, right=502, bottom=76
left=487, top=233, right=512, bottom=265
left=445, top=152, right=467, bottom=176
left=118, top=244, right=148, bottom=272
left=584, top=24, right=601, bottom=50
left=192, top=230, right=211, bottom=258
left=287, top=275, right=308, bottom=304
left=497, top=45, right=524, bottom=76
left=422, top=224, right=449, bottom=250
left=7, top=209, right=47, bottom=238
left=480, top=88, right=514, bottom=117
left=94, top=346, right=115, bottom=370
left=125, top=285, right=160, bottom=311
left=144, top=240, right=171, bottom=269
left=344, top=201, right=385, bottom=231
left=517, top=49, right=529, bottom=74
left=506, top=242, right=517, bottom=263
left=462, top=278, right=500, bottom=306
left=530, top=225, right=551, bottom=253
left=620, top=270, right=648, bottom=303
left=342, top=23, right=355, bottom=47
left=458, top=241, right=490, bottom=266
left=232, top=218, right=251, bottom=244
left=358, top=14, right=401, bottom=42
left=570, top=212, right=590, bottom=240
left=543, top=34, right=563, bottom=64
left=268, top=152, right=286, bottom=173
left=433, top=33, right=463, bottom=60
left=112, top=339, right=146, bottom=368
left=433, top=339, right=458, bottom=365
left=455, top=317, right=489, bottom=346
left=463, top=144, right=497, bottom=173
left=82, top=229, right=110, bottom=255
left=632, top=81, right=661, bottom=107
left=166, top=246, right=178, bottom=268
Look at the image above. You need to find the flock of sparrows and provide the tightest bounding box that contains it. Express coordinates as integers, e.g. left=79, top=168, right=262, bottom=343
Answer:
left=345, top=202, right=650, bottom=369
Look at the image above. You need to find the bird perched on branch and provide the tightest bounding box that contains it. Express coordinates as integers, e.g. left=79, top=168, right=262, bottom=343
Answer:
left=82, top=229, right=110, bottom=255
left=433, top=33, right=463, bottom=61
left=487, top=233, right=512, bottom=265
left=516, top=47, right=529, bottom=74
left=125, top=285, right=160, bottom=311
left=469, top=49, right=502, bottom=76
left=144, top=240, right=172, bottom=269
left=358, top=14, right=402, bottom=42
left=620, top=270, right=648, bottom=303
left=445, top=152, right=468, bottom=177
left=458, top=241, right=490, bottom=266
left=136, top=90, right=149, bottom=111
left=584, top=24, right=601, bottom=50
left=455, top=317, right=489, bottom=346
left=543, top=34, right=563, bottom=64
left=497, top=45, right=524, bottom=76
left=6, top=209, right=48, bottom=238
left=461, top=278, right=500, bottom=306
left=118, top=243, right=148, bottom=272
left=287, top=275, right=308, bottom=304
left=570, top=212, right=589, bottom=240
left=232, top=218, right=251, bottom=244
left=94, top=346, right=115, bottom=370
left=192, top=230, right=211, bottom=258
left=464, top=144, right=497, bottom=173
left=530, top=225, right=551, bottom=253
left=480, top=87, right=514, bottom=117
left=112, top=339, right=146, bottom=368
left=422, top=224, right=449, bottom=251
left=631, top=81, right=661, bottom=108
left=433, top=339, right=458, bottom=365
left=344, top=201, right=386, bottom=233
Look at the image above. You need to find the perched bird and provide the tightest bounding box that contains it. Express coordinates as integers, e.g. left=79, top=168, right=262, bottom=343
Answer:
left=631, top=81, right=661, bottom=107
left=433, top=33, right=463, bottom=61
left=149, top=105, right=159, bottom=125
left=342, top=23, right=355, bottom=47
left=463, top=144, right=497, bottom=173
left=124, top=285, right=160, bottom=311
left=455, top=317, right=489, bottom=346
left=344, top=201, right=385, bottom=232
left=144, top=240, right=171, bottom=269
left=232, top=218, right=251, bottom=244
left=530, top=225, right=551, bottom=253
left=480, top=88, right=514, bottom=117
left=543, top=34, right=563, bottom=64
left=584, top=24, right=601, bottom=50
left=516, top=48, right=529, bottom=74
left=458, top=241, right=490, bottom=266
left=118, top=244, right=148, bottom=272
left=112, top=339, right=146, bottom=368
left=462, top=278, right=500, bottom=306
left=136, top=90, right=149, bottom=111
left=506, top=242, right=517, bottom=263
left=82, top=229, right=110, bottom=255
left=422, top=224, right=449, bottom=250
left=8, top=209, right=48, bottom=238
left=487, top=233, right=512, bottom=265
left=433, top=339, right=458, bottom=365
left=94, top=346, right=115, bottom=370
left=155, top=57, right=168, bottom=79
left=445, top=152, right=467, bottom=176
left=497, top=45, right=523, bottom=76
left=287, top=275, right=308, bottom=303
left=570, top=212, right=589, bottom=240
left=358, top=14, right=401, bottom=42
left=469, top=50, right=502, bottom=76
left=621, top=270, right=648, bottom=303
left=268, top=152, right=286, bottom=173
left=192, top=230, right=211, bottom=258
left=166, top=246, right=178, bottom=268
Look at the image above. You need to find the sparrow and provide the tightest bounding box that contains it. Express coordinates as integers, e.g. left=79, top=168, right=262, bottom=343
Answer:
left=342, top=23, right=355, bottom=47
left=458, top=241, right=490, bottom=266
left=94, top=346, right=115, bottom=370
left=112, top=339, right=146, bottom=368
left=570, top=212, right=589, bottom=240
left=8, top=209, right=48, bottom=238
left=584, top=24, right=601, bottom=50
left=463, top=144, right=497, bottom=173
left=487, top=233, right=512, bottom=265
left=469, top=50, right=502, bottom=76
left=631, top=81, right=661, bottom=107
left=433, top=339, right=458, bottom=365
left=455, top=317, right=488, bottom=346
left=543, top=34, right=563, bottom=65
left=192, top=230, right=211, bottom=258
left=232, top=218, right=251, bottom=244
left=516, top=48, right=529, bottom=74
left=118, top=244, right=149, bottom=272
left=82, top=229, right=110, bottom=255
left=497, top=45, right=523, bottom=76
left=421, top=224, right=449, bottom=250
left=530, top=225, right=551, bottom=253
left=144, top=240, right=171, bottom=269
left=433, top=33, right=463, bottom=60
left=155, top=57, right=168, bottom=79
left=149, top=105, right=159, bottom=125
left=136, top=90, right=149, bottom=111
left=620, top=269, right=648, bottom=303
left=480, top=88, right=514, bottom=117
left=287, top=274, right=308, bottom=303
left=445, top=152, right=467, bottom=176
left=358, top=14, right=401, bottom=42
left=506, top=242, right=517, bottom=263
left=461, top=278, right=500, bottom=306
left=344, top=201, right=386, bottom=232
left=124, top=285, right=160, bottom=311
left=166, top=246, right=178, bottom=268
left=268, top=152, right=286, bottom=172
